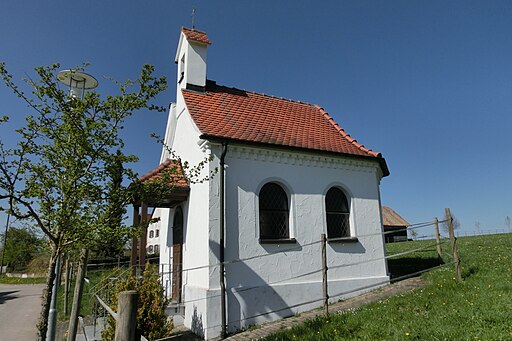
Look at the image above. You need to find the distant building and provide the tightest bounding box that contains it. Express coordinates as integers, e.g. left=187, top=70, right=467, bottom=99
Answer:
left=146, top=215, right=160, bottom=255
left=382, top=206, right=410, bottom=242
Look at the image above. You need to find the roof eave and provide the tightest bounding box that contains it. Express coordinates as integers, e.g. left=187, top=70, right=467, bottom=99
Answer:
left=200, top=134, right=390, bottom=177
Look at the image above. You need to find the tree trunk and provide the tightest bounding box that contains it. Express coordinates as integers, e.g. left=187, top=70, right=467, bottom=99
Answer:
left=67, top=248, right=89, bottom=341
left=37, top=247, right=59, bottom=341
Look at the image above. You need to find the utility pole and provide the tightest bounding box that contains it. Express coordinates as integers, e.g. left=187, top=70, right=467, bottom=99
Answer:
left=0, top=213, right=11, bottom=274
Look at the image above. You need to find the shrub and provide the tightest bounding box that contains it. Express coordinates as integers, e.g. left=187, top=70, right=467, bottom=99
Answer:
left=27, top=253, right=50, bottom=274
left=101, top=265, right=173, bottom=340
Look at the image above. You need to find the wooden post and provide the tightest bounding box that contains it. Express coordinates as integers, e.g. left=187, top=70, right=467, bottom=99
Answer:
left=64, top=256, right=71, bottom=315
left=67, top=249, right=89, bottom=341
left=139, top=202, right=148, bottom=273
left=321, top=233, right=329, bottom=316
left=434, top=217, right=442, bottom=259
left=115, top=290, right=139, bottom=341
left=131, top=205, right=139, bottom=276
left=445, top=208, right=462, bottom=281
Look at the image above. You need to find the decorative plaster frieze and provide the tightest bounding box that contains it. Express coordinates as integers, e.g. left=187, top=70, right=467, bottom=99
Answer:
left=227, top=145, right=378, bottom=174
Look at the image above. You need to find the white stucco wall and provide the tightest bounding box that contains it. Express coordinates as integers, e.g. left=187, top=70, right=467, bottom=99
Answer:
left=156, top=88, right=220, bottom=338
left=218, top=144, right=388, bottom=333
left=176, top=32, right=207, bottom=89
left=157, top=113, right=389, bottom=338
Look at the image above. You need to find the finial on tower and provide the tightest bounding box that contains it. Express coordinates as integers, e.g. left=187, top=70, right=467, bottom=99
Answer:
left=192, top=8, right=196, bottom=30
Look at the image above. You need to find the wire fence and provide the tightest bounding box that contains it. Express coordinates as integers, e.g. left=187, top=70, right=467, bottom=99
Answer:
left=151, top=217, right=457, bottom=316
left=84, top=212, right=475, bottom=338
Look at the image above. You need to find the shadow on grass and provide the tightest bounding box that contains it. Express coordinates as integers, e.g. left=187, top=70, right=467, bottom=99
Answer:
left=387, top=256, right=444, bottom=281
left=462, top=266, right=478, bottom=279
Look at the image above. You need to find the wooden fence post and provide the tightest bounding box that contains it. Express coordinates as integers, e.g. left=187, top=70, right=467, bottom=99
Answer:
left=321, top=233, right=329, bottom=316
left=131, top=205, right=140, bottom=276
left=64, top=256, right=71, bottom=315
left=434, top=217, right=442, bottom=259
left=67, top=248, right=89, bottom=341
left=115, top=290, right=139, bottom=341
left=445, top=208, right=462, bottom=281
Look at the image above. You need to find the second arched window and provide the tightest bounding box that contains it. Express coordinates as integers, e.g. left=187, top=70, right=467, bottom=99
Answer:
left=325, top=187, right=350, bottom=238
left=259, top=183, right=289, bottom=240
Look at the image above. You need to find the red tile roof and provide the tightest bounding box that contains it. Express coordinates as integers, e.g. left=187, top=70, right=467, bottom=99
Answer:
left=181, top=27, right=211, bottom=45
left=139, top=159, right=189, bottom=189
left=182, top=82, right=389, bottom=175
left=382, top=206, right=410, bottom=226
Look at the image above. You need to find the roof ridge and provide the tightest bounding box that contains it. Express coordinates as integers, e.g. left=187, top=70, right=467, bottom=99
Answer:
left=314, top=105, right=381, bottom=158
left=139, top=158, right=173, bottom=181
left=181, top=27, right=212, bottom=45
left=210, top=81, right=314, bottom=106
left=181, top=26, right=208, bottom=35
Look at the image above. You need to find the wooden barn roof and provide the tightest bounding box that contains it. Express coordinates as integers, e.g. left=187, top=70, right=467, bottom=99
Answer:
left=382, top=206, right=410, bottom=227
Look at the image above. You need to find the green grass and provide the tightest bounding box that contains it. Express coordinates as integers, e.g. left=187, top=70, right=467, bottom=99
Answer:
left=57, top=267, right=124, bottom=320
left=0, top=274, right=46, bottom=284
left=265, top=233, right=512, bottom=340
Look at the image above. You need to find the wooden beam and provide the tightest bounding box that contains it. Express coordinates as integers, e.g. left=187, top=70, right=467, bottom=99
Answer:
left=139, top=202, right=148, bottom=272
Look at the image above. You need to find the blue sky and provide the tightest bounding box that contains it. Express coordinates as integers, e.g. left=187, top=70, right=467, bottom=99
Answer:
left=1, top=1, right=512, bottom=237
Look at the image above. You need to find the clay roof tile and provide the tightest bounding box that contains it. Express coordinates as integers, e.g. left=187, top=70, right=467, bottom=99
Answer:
left=182, top=82, right=389, bottom=176
left=138, top=159, right=189, bottom=188
left=181, top=27, right=212, bottom=45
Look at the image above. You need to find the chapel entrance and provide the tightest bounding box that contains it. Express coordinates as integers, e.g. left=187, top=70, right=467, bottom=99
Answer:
left=172, top=206, right=184, bottom=302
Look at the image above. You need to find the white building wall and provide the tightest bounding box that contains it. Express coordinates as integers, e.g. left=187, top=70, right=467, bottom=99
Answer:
left=156, top=90, right=220, bottom=338
left=152, top=207, right=172, bottom=294
left=220, top=145, right=388, bottom=333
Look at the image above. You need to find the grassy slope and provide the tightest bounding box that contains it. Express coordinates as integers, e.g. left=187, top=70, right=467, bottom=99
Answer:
left=265, top=233, right=512, bottom=340
left=0, top=275, right=46, bottom=284
left=57, top=267, right=119, bottom=320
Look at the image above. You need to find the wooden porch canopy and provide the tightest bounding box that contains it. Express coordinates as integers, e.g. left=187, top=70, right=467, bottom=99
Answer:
left=130, top=159, right=190, bottom=271
left=132, top=158, right=190, bottom=207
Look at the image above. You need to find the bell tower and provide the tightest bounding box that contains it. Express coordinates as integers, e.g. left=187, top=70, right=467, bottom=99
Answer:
left=175, top=27, right=212, bottom=92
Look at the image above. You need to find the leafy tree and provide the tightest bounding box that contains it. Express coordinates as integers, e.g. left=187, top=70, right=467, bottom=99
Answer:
left=475, top=221, right=481, bottom=234
left=409, top=229, right=418, bottom=240
left=91, top=150, right=128, bottom=258
left=0, top=226, right=45, bottom=271
left=442, top=211, right=461, bottom=233
left=0, top=62, right=166, bottom=340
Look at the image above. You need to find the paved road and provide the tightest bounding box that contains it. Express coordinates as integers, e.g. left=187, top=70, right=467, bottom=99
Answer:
left=0, top=283, right=45, bottom=341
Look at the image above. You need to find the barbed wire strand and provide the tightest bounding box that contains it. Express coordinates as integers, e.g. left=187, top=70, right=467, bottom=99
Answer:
left=327, top=239, right=451, bottom=271
left=330, top=260, right=457, bottom=300
left=160, top=239, right=452, bottom=308
left=156, top=237, right=451, bottom=280
left=157, top=222, right=450, bottom=277
left=201, top=260, right=457, bottom=333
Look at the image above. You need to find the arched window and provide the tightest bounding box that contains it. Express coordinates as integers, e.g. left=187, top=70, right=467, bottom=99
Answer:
left=154, top=245, right=160, bottom=253
left=149, top=230, right=154, bottom=238
left=325, top=187, right=350, bottom=238
left=148, top=245, right=154, bottom=253
left=259, top=183, right=289, bottom=240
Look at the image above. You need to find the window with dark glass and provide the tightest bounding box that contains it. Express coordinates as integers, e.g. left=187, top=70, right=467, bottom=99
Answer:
left=149, top=230, right=154, bottom=238
left=325, top=187, right=350, bottom=238
left=148, top=245, right=154, bottom=253
left=154, top=245, right=159, bottom=253
left=259, top=183, right=289, bottom=240
left=156, top=229, right=159, bottom=238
